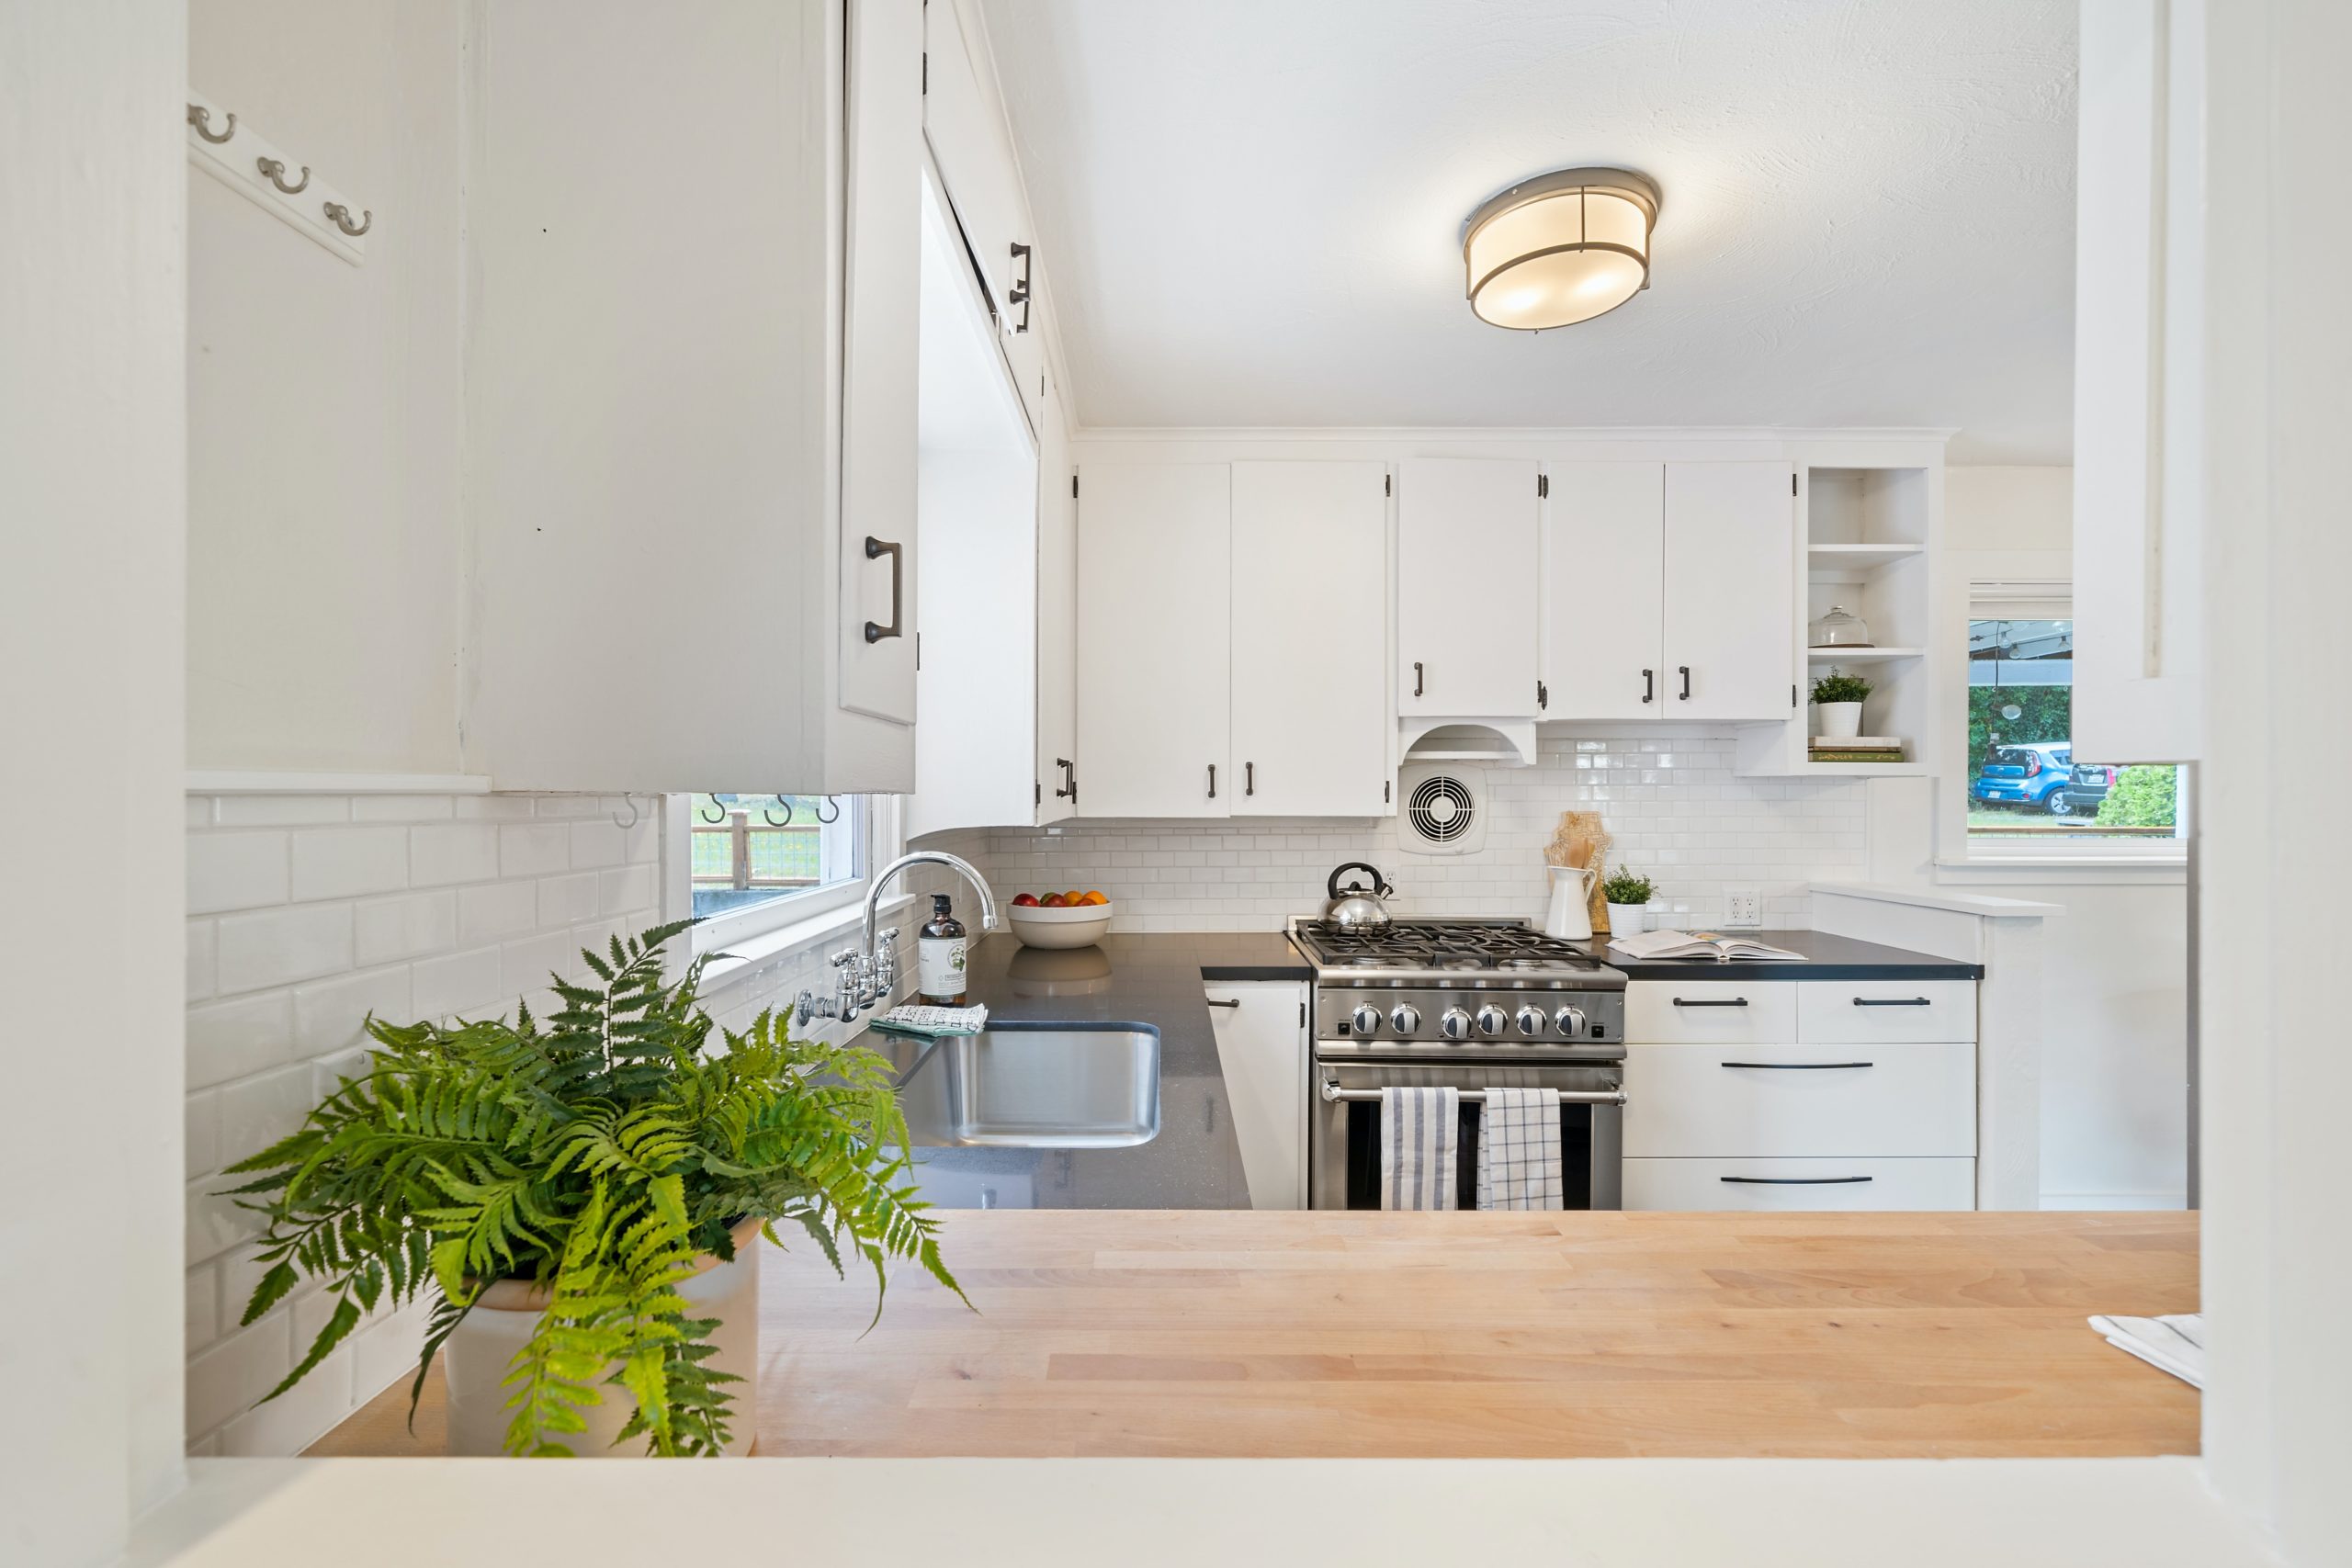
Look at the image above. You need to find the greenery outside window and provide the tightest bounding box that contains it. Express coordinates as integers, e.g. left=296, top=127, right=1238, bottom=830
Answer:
left=1962, top=585, right=2186, bottom=854
left=677, top=793, right=882, bottom=951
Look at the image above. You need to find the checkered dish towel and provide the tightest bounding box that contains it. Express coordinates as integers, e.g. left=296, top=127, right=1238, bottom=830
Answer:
left=1379, top=1086, right=1459, bottom=1210
left=1476, top=1087, right=1564, bottom=1210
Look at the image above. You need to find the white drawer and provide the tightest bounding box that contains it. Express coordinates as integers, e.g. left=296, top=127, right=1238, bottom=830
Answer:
left=1797, top=979, right=1977, bottom=1043
left=1625, top=979, right=1797, bottom=1044
left=1623, top=1157, right=1977, bottom=1212
left=1622, top=1042, right=1975, bottom=1158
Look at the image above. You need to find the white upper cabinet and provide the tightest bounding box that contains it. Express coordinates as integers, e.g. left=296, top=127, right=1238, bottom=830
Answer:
left=1035, top=371, right=1078, bottom=823
left=1075, top=464, right=1233, bottom=818
left=1397, top=458, right=1542, bottom=718
left=1231, top=462, right=1391, bottom=817
left=465, top=0, right=921, bottom=795
left=922, top=0, right=1044, bottom=432
left=1662, top=462, right=1797, bottom=721
left=1543, top=463, right=1665, bottom=719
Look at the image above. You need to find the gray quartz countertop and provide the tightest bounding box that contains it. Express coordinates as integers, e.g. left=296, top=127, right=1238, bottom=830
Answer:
left=858, top=932, right=1308, bottom=1211
left=1565, top=929, right=1984, bottom=981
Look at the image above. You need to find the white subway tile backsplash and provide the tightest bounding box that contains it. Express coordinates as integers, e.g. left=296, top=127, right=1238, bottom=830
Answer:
left=453, top=795, right=539, bottom=821
left=408, top=823, right=501, bottom=886
left=214, top=795, right=350, bottom=828
left=457, top=878, right=540, bottom=942
left=498, top=822, right=571, bottom=879
left=291, top=966, right=412, bottom=1057
left=353, top=889, right=457, bottom=967
left=291, top=827, right=411, bottom=902
left=187, top=991, right=300, bottom=1089
left=350, top=794, right=456, bottom=823
left=411, top=944, right=505, bottom=1021
left=187, top=831, right=290, bottom=914
left=535, top=871, right=600, bottom=929
left=216, top=1347, right=355, bottom=1459
left=219, top=1065, right=321, bottom=1166
left=186, top=1316, right=289, bottom=1439
left=568, top=819, right=624, bottom=869
left=187, top=919, right=218, bottom=1001
left=500, top=931, right=575, bottom=999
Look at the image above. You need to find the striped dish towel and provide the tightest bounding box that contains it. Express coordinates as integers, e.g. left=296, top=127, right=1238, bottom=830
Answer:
left=1476, top=1087, right=1563, bottom=1210
left=1379, top=1086, right=1459, bottom=1210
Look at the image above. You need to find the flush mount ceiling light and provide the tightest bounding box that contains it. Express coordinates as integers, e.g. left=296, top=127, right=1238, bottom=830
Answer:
left=1462, top=167, right=1660, bottom=331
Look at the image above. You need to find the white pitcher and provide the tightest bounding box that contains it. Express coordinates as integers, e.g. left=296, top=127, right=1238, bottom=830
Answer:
left=1543, top=864, right=1595, bottom=941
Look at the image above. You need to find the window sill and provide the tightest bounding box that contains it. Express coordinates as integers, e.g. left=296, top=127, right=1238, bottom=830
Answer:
left=696, top=891, right=917, bottom=994
left=1936, top=856, right=2187, bottom=886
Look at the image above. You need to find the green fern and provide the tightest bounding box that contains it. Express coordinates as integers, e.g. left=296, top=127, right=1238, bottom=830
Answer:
left=223, top=919, right=964, bottom=1457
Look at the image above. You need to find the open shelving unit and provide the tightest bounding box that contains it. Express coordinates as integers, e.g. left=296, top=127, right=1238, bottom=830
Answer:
left=1739, top=463, right=1939, bottom=777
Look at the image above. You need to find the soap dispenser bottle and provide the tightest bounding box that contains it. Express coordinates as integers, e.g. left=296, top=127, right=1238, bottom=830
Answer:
left=918, top=893, right=968, bottom=1005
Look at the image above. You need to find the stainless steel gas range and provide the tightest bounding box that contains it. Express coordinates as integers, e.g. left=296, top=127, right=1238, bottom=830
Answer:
left=1290, top=919, right=1630, bottom=1210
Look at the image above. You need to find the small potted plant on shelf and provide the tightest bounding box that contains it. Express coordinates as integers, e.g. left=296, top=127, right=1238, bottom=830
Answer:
left=1601, top=867, right=1655, bottom=940
left=1811, top=669, right=1874, bottom=739
left=220, top=920, right=963, bottom=1457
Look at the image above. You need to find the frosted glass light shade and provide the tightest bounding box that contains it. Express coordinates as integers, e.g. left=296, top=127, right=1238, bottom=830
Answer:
left=1463, top=168, right=1659, bottom=331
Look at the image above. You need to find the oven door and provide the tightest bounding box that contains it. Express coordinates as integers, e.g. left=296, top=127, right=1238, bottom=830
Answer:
left=1308, top=1055, right=1624, bottom=1211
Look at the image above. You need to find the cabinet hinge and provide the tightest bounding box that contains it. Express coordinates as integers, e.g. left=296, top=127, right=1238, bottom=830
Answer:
left=1537, top=473, right=1549, bottom=499
left=1071, top=473, right=1079, bottom=500
left=1384, top=473, right=1392, bottom=497
left=1537, top=680, right=1548, bottom=711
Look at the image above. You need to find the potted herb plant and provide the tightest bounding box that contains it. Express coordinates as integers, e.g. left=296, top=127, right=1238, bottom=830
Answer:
left=1601, top=867, right=1655, bottom=940
left=1811, top=669, right=1873, bottom=739
left=221, top=921, right=961, bottom=1457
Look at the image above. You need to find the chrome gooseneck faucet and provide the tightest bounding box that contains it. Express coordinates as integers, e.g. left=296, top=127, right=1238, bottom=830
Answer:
left=795, top=849, right=998, bottom=1029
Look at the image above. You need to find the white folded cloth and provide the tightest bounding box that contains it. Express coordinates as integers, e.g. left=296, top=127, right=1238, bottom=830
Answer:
left=1476, top=1087, right=1563, bottom=1211
left=2088, top=1312, right=2205, bottom=1389
left=1379, top=1086, right=1459, bottom=1211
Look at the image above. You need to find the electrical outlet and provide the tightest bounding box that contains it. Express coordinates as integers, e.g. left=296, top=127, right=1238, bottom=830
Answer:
left=1724, top=886, right=1763, bottom=928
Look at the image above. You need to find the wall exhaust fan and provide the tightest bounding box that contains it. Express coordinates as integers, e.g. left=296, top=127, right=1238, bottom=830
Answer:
left=1396, top=762, right=1489, bottom=856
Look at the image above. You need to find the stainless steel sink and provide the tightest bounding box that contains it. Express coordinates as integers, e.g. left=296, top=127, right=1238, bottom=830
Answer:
left=892, top=1021, right=1160, bottom=1148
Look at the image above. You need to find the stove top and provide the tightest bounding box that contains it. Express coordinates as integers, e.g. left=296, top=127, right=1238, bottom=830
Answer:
left=1290, top=919, right=1625, bottom=988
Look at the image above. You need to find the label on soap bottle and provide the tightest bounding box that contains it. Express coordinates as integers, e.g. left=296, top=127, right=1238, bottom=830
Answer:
left=918, top=936, right=967, bottom=1002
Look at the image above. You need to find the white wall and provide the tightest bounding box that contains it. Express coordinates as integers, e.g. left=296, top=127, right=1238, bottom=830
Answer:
left=1, top=4, right=187, bottom=1561
left=1917, top=465, right=2188, bottom=1207
left=187, top=0, right=467, bottom=773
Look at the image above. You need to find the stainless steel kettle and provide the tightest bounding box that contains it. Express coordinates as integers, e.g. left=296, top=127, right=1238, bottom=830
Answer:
left=1323, top=862, right=1396, bottom=927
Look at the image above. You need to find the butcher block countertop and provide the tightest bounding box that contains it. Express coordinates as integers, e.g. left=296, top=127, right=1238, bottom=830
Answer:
left=311, top=1209, right=2197, bottom=1460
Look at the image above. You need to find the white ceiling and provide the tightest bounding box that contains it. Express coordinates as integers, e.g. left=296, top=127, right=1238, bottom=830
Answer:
left=976, top=0, right=2078, bottom=463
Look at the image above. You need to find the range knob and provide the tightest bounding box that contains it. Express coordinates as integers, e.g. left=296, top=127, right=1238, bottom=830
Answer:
left=1439, top=1007, right=1472, bottom=1041
left=1475, top=1004, right=1507, bottom=1037
left=1389, top=1003, right=1422, bottom=1035
left=1514, top=1005, right=1546, bottom=1036
left=1553, top=1004, right=1588, bottom=1037
left=1350, top=1003, right=1383, bottom=1036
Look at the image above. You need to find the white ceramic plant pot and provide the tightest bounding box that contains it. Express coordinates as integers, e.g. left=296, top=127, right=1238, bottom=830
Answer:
left=443, top=1216, right=763, bottom=1457
left=1606, top=902, right=1648, bottom=940
left=1818, top=701, right=1864, bottom=739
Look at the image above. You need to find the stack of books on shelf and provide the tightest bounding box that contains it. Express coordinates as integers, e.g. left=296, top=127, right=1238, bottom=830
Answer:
left=1810, top=736, right=1906, bottom=763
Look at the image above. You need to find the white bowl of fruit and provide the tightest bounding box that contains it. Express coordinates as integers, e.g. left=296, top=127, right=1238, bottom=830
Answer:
left=1004, top=889, right=1113, bottom=949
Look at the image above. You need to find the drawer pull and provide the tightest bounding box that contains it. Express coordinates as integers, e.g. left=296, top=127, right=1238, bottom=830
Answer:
left=1720, top=1060, right=1873, bottom=1071
left=1853, top=997, right=1932, bottom=1007
left=1671, top=997, right=1748, bottom=1008
left=1720, top=1175, right=1873, bottom=1185
left=1204, top=998, right=1241, bottom=1009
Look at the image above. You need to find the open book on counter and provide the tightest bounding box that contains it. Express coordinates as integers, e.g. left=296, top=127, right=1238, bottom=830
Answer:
left=1606, top=930, right=1809, bottom=963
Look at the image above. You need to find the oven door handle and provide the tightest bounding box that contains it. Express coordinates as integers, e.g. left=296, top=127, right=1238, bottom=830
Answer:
left=1318, top=1080, right=1624, bottom=1106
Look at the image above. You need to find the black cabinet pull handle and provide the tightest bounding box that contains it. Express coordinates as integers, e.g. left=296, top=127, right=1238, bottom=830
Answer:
left=1642, top=668, right=1655, bottom=704
left=1054, top=759, right=1076, bottom=800
left=862, top=536, right=903, bottom=643
left=1245, top=761, right=1255, bottom=796
left=1853, top=997, right=1931, bottom=1007
left=1671, top=997, right=1748, bottom=1008
left=1008, top=242, right=1033, bottom=332
left=1413, top=660, right=1425, bottom=698
left=1678, top=664, right=1691, bottom=701
left=1721, top=1061, right=1874, bottom=1071
left=1720, top=1176, right=1873, bottom=1186
left=1204, top=998, right=1240, bottom=1009
left=1207, top=763, right=1216, bottom=799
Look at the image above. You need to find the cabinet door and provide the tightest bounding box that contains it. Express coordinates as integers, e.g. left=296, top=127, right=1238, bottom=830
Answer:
left=1544, top=463, right=1663, bottom=720
left=1204, top=982, right=1308, bottom=1210
left=837, top=0, right=924, bottom=725
left=1231, top=462, right=1389, bottom=816
left=1397, top=458, right=1540, bottom=716
left=1034, top=372, right=1077, bottom=824
left=1075, top=464, right=1231, bottom=818
left=1663, top=462, right=1796, bottom=721
left=922, top=0, right=1041, bottom=433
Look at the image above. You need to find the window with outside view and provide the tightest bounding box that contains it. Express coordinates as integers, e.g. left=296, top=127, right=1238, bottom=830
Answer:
left=688, top=794, right=865, bottom=921
left=1965, top=596, right=2184, bottom=844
